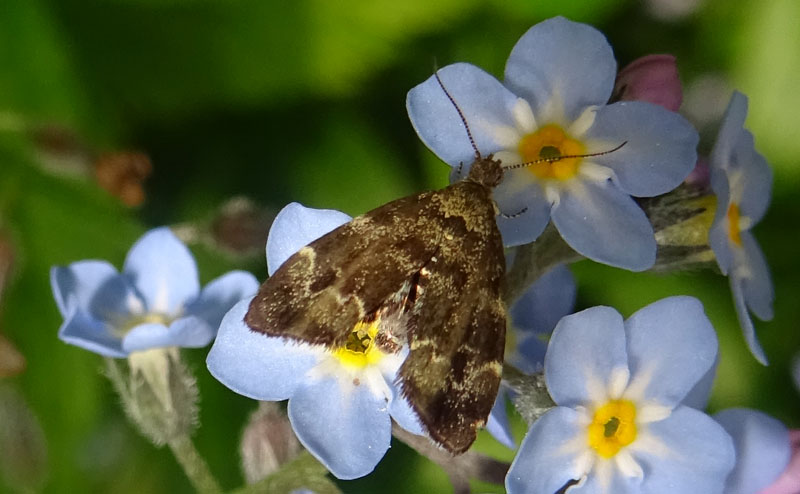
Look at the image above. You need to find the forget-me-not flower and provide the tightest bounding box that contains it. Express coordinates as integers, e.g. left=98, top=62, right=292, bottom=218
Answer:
left=506, top=296, right=734, bottom=494
left=714, top=409, right=791, bottom=494
left=50, top=227, right=258, bottom=357
left=207, top=203, right=424, bottom=480
left=708, top=91, right=774, bottom=364
left=487, top=264, right=576, bottom=448
left=407, top=16, right=698, bottom=271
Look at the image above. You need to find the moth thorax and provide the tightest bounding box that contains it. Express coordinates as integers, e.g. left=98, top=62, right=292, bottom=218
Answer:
left=466, top=156, right=503, bottom=188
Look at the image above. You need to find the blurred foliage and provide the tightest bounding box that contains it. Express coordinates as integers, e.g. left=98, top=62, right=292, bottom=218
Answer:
left=0, top=0, right=798, bottom=492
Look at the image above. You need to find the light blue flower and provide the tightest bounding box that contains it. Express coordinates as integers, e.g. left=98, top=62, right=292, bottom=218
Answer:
left=207, top=203, right=424, bottom=480
left=50, top=227, right=258, bottom=357
left=506, top=297, right=735, bottom=494
left=714, top=409, right=791, bottom=494
left=406, top=16, right=698, bottom=271
left=708, top=91, right=774, bottom=364
left=486, top=264, right=576, bottom=448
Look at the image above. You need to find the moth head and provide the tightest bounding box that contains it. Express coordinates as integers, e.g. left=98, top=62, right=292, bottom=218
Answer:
left=466, top=155, right=504, bottom=188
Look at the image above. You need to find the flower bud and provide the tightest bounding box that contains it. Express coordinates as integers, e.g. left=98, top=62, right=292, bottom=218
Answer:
left=240, top=402, right=302, bottom=484
left=614, top=54, right=683, bottom=111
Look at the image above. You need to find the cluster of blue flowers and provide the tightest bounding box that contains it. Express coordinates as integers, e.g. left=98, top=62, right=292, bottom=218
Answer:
left=50, top=16, right=791, bottom=494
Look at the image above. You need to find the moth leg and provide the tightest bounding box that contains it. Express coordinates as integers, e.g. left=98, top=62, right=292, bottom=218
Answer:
left=500, top=206, right=528, bottom=219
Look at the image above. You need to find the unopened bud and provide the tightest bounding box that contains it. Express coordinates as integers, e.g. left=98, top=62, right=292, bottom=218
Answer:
left=94, top=151, right=152, bottom=207
left=613, top=54, right=683, bottom=111
left=240, top=402, right=302, bottom=484
left=0, top=385, right=48, bottom=491
left=0, top=334, right=25, bottom=378
left=211, top=197, right=273, bottom=258
left=639, top=184, right=717, bottom=272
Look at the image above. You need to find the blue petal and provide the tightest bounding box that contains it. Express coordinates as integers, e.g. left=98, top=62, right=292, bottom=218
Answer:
left=512, top=334, right=548, bottom=374
left=50, top=261, right=119, bottom=316
left=504, top=17, right=616, bottom=123
left=58, top=308, right=126, bottom=357
left=710, top=91, right=749, bottom=174
left=634, top=406, right=735, bottom=494
left=288, top=376, right=391, bottom=480
left=122, top=318, right=214, bottom=353
left=406, top=62, right=521, bottom=167
left=586, top=101, right=698, bottom=196
left=624, top=297, right=717, bottom=408
left=708, top=176, right=733, bottom=275
left=206, top=299, right=319, bottom=401
left=731, top=130, right=772, bottom=224
left=577, top=469, right=638, bottom=494
left=682, top=352, right=719, bottom=411
left=552, top=180, right=656, bottom=271
left=506, top=407, right=585, bottom=494
left=714, top=408, right=791, bottom=494
left=185, top=270, right=259, bottom=330
left=730, top=278, right=768, bottom=365
left=739, top=231, right=774, bottom=321
left=388, top=392, right=425, bottom=437
left=494, top=169, right=552, bottom=246
left=511, top=264, right=576, bottom=335
left=486, top=388, right=515, bottom=449
left=267, top=203, right=352, bottom=275
left=545, top=306, right=628, bottom=407
left=122, top=227, right=200, bottom=315
left=51, top=262, right=143, bottom=324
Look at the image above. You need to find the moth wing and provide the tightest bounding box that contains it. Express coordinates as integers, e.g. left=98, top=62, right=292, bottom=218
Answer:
left=245, top=192, right=440, bottom=347
left=398, top=183, right=506, bottom=454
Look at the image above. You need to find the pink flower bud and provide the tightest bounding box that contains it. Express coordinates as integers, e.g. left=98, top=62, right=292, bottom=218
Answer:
left=760, top=430, right=800, bottom=494
left=615, top=54, right=683, bottom=111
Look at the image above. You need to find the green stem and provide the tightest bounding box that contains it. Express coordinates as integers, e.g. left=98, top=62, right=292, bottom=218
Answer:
left=502, top=224, right=583, bottom=306
left=168, top=435, right=222, bottom=494
left=229, top=451, right=341, bottom=494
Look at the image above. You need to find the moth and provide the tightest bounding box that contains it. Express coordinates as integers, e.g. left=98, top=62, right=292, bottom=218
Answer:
left=245, top=75, right=623, bottom=453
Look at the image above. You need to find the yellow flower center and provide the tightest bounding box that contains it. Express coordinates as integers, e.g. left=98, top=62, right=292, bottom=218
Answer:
left=333, top=318, right=384, bottom=368
left=518, top=124, right=585, bottom=181
left=115, top=313, right=171, bottom=338
left=587, top=399, right=638, bottom=458
left=727, top=203, right=742, bottom=246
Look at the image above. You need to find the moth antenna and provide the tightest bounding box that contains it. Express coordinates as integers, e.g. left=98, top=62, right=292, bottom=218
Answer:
left=433, top=70, right=482, bottom=160
left=502, top=141, right=629, bottom=171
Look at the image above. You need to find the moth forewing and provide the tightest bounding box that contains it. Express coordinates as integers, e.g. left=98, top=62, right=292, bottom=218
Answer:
left=397, top=176, right=506, bottom=453
left=245, top=192, right=441, bottom=347
left=244, top=157, right=509, bottom=454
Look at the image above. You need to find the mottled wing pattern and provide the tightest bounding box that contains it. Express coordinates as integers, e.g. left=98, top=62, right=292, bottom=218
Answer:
left=398, top=181, right=506, bottom=454
left=245, top=192, right=441, bottom=347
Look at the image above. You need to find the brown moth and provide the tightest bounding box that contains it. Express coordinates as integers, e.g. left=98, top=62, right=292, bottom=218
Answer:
left=244, top=74, right=627, bottom=453
left=245, top=74, right=507, bottom=454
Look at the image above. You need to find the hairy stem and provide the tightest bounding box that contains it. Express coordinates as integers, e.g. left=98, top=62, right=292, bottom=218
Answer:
left=392, top=423, right=509, bottom=493
left=167, top=435, right=222, bottom=494
left=502, top=224, right=583, bottom=306
left=229, top=451, right=341, bottom=494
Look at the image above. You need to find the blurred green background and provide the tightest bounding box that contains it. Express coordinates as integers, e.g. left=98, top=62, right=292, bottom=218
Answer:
left=0, top=0, right=798, bottom=492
